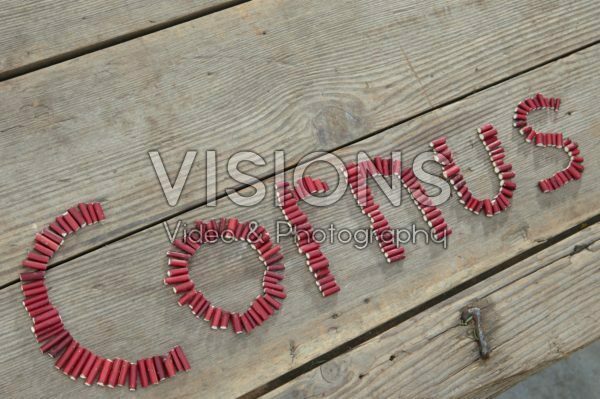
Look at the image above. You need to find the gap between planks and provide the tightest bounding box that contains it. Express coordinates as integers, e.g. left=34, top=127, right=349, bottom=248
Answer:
left=1, top=39, right=598, bottom=292
left=0, top=0, right=251, bottom=82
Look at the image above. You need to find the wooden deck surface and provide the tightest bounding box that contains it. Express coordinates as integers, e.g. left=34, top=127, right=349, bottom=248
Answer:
left=0, top=1, right=598, bottom=398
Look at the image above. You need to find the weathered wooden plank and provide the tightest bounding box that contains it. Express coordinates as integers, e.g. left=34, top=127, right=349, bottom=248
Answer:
left=264, top=225, right=600, bottom=399
left=1, top=0, right=599, bottom=285
left=0, top=0, right=241, bottom=78
left=0, top=46, right=598, bottom=398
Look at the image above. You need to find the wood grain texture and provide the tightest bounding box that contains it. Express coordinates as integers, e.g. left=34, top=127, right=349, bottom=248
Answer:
left=0, top=46, right=598, bottom=398
left=0, top=0, right=239, bottom=77
left=1, top=0, right=599, bottom=285
left=264, top=224, right=600, bottom=399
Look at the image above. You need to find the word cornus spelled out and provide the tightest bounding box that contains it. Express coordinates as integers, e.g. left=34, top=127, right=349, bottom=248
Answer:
left=17, top=92, right=585, bottom=389
left=20, top=203, right=191, bottom=391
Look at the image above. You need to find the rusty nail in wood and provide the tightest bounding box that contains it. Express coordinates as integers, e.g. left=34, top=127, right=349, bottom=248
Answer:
left=461, top=307, right=491, bottom=359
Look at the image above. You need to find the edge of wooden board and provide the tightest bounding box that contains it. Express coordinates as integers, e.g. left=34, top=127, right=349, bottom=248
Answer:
left=0, top=0, right=245, bottom=79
